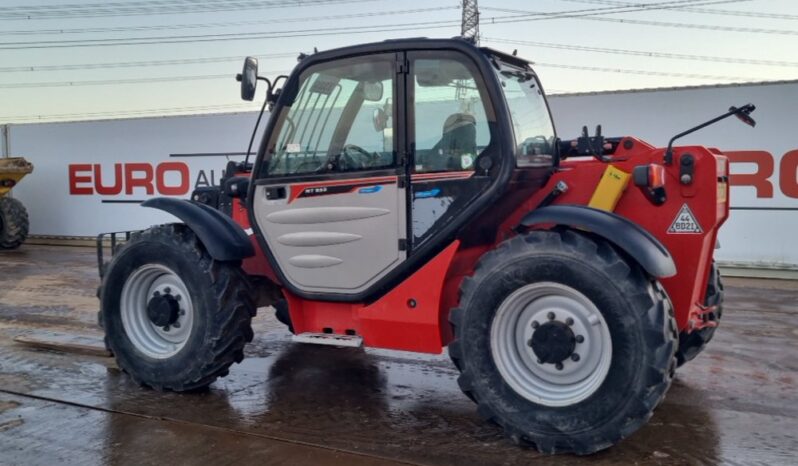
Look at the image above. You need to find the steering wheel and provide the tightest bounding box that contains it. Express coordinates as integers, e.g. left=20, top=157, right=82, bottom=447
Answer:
left=340, top=144, right=378, bottom=170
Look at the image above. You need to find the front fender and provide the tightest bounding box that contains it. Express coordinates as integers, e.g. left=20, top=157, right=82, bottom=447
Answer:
left=141, top=198, right=254, bottom=261
left=520, top=205, right=676, bottom=278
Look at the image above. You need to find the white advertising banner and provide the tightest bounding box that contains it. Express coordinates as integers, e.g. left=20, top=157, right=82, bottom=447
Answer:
left=5, top=80, right=797, bottom=268
left=8, top=112, right=263, bottom=237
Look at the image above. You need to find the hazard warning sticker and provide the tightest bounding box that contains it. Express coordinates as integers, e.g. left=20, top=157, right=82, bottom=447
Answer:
left=668, top=204, right=703, bottom=234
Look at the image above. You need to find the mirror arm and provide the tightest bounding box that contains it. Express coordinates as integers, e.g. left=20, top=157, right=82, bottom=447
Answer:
left=664, top=103, right=756, bottom=165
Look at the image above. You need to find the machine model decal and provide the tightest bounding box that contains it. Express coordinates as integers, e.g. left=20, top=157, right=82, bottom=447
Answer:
left=668, top=204, right=703, bottom=234
left=290, top=176, right=397, bottom=202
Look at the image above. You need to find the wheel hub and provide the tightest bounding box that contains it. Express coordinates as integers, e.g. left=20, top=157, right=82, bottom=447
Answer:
left=146, top=293, right=181, bottom=328
left=530, top=321, right=576, bottom=364
left=120, top=264, right=194, bottom=359
left=490, top=282, right=612, bottom=407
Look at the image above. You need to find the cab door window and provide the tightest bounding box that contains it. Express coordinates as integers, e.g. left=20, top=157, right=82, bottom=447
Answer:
left=412, top=57, right=492, bottom=173
left=264, top=54, right=396, bottom=177
left=409, top=52, right=497, bottom=247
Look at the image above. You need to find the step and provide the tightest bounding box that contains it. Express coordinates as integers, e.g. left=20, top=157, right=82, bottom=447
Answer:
left=292, top=332, right=363, bottom=348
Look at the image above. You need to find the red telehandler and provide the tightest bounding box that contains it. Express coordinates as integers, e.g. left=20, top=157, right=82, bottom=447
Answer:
left=97, top=38, right=755, bottom=454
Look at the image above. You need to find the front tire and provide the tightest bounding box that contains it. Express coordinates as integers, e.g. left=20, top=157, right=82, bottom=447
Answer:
left=100, top=224, right=255, bottom=391
left=0, top=197, right=29, bottom=249
left=448, top=230, right=677, bottom=454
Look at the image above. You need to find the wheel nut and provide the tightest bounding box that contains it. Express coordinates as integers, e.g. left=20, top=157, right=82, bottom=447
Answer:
left=153, top=291, right=160, bottom=297
left=565, top=317, right=574, bottom=326
left=179, top=310, right=186, bottom=316
left=547, top=312, right=555, bottom=321
left=555, top=362, right=563, bottom=370
left=175, top=295, right=182, bottom=302
left=531, top=320, right=539, bottom=329
left=163, top=325, right=170, bottom=332
left=576, top=335, right=585, bottom=343
left=164, top=287, right=172, bottom=294
left=172, top=322, right=181, bottom=329
left=571, top=353, right=580, bottom=362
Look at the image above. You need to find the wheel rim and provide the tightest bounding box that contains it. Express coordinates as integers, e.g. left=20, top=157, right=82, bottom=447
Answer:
left=120, top=264, right=194, bottom=359
left=490, top=282, right=612, bottom=407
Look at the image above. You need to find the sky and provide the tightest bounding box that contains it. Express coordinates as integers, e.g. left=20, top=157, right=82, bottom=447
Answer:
left=1, top=0, right=797, bottom=124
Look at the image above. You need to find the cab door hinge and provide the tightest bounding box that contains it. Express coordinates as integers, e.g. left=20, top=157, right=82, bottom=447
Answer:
left=398, top=239, right=408, bottom=251
left=396, top=59, right=408, bottom=74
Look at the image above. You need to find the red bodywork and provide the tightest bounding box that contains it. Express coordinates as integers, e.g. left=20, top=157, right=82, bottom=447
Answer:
left=234, top=137, right=729, bottom=354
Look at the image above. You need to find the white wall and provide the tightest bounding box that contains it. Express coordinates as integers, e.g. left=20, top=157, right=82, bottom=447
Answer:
left=9, top=112, right=262, bottom=236
left=7, top=81, right=798, bottom=268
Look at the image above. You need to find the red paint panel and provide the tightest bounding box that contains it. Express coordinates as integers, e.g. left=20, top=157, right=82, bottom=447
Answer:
left=284, top=241, right=460, bottom=353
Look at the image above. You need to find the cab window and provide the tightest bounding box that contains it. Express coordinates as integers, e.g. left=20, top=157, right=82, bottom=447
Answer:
left=412, top=57, right=493, bottom=173
left=265, top=54, right=395, bottom=177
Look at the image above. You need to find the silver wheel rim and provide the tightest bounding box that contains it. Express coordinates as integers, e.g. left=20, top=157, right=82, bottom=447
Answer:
left=120, top=264, right=194, bottom=359
left=490, top=282, right=612, bottom=407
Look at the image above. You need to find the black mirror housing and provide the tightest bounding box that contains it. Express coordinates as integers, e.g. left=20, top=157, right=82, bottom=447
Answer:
left=238, top=57, right=258, bottom=101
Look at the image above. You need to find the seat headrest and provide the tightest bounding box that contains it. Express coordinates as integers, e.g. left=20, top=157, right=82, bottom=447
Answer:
left=443, top=113, right=476, bottom=134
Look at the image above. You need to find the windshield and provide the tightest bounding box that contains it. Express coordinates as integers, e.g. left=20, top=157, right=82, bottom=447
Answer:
left=264, top=54, right=395, bottom=177
left=491, top=58, right=556, bottom=167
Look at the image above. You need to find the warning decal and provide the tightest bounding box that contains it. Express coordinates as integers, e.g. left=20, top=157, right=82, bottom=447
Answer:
left=668, top=204, right=703, bottom=234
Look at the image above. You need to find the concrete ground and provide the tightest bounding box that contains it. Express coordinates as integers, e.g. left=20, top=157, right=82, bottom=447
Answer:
left=0, top=245, right=796, bottom=466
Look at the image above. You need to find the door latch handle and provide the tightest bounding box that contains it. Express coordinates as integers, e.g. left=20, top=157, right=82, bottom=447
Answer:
left=265, top=186, right=287, bottom=200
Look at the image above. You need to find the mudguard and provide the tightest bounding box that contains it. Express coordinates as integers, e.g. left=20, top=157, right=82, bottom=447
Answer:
left=141, top=198, right=254, bottom=261
left=520, top=204, right=676, bottom=278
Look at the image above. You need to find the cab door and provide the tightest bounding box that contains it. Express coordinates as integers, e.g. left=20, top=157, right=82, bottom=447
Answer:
left=407, top=51, right=497, bottom=249
left=251, top=53, right=407, bottom=296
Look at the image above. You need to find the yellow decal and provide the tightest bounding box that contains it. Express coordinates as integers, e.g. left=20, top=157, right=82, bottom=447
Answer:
left=588, top=165, right=631, bottom=212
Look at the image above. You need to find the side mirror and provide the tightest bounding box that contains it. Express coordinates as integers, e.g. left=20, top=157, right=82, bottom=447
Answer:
left=236, top=57, right=258, bottom=101
left=223, top=176, right=250, bottom=199
left=731, top=104, right=757, bottom=127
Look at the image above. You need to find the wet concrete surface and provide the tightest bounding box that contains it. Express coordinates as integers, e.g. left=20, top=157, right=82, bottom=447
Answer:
left=1, top=245, right=797, bottom=465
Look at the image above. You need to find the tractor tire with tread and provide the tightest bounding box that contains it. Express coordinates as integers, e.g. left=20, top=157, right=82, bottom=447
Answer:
left=448, top=230, right=677, bottom=455
left=99, top=224, right=255, bottom=391
left=0, top=197, right=29, bottom=250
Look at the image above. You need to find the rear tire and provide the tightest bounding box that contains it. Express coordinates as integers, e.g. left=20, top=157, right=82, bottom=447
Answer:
left=99, top=224, right=255, bottom=391
left=675, top=261, right=723, bottom=366
left=448, top=230, right=677, bottom=455
left=0, top=197, right=29, bottom=249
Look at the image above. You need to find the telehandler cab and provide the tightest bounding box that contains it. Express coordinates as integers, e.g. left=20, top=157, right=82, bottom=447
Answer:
left=98, top=38, right=755, bottom=454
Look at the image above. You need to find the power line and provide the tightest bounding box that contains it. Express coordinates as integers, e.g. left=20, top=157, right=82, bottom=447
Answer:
left=1, top=103, right=261, bottom=123
left=0, top=0, right=384, bottom=20
left=1, top=55, right=768, bottom=90
left=482, top=3, right=798, bottom=36
left=532, top=61, right=763, bottom=81
left=562, top=0, right=798, bottom=20
left=0, top=0, right=750, bottom=50
left=0, top=6, right=457, bottom=36
left=582, top=14, right=798, bottom=35
left=0, top=53, right=297, bottom=73
left=484, top=37, right=798, bottom=67
left=0, top=70, right=291, bottom=89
